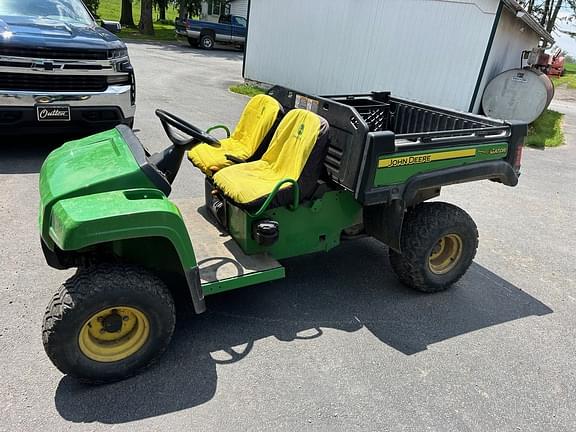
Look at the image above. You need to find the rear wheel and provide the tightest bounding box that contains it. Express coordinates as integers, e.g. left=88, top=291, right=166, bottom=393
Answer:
left=389, top=202, right=478, bottom=293
left=42, top=264, right=176, bottom=384
left=200, top=34, right=215, bottom=50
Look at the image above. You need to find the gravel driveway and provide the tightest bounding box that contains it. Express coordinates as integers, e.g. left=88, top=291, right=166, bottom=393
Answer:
left=0, top=41, right=575, bottom=431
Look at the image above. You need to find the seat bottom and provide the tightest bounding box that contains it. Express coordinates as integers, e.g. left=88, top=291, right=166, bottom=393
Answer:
left=187, top=138, right=250, bottom=176
left=210, top=160, right=298, bottom=211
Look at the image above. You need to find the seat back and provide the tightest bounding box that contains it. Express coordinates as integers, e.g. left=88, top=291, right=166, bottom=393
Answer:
left=230, top=94, right=282, bottom=156
left=263, top=109, right=329, bottom=200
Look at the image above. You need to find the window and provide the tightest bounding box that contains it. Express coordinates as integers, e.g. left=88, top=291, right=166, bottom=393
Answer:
left=233, top=16, right=246, bottom=27
left=207, top=0, right=230, bottom=17
left=208, top=0, right=225, bottom=16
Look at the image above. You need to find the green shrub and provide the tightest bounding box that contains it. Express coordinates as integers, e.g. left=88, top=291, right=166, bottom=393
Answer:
left=229, top=84, right=267, bottom=97
left=526, top=110, right=564, bottom=148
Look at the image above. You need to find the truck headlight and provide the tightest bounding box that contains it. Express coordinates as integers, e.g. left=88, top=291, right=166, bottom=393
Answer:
left=108, top=48, right=128, bottom=59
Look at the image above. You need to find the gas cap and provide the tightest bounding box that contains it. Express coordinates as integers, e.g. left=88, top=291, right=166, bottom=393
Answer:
left=253, top=220, right=280, bottom=246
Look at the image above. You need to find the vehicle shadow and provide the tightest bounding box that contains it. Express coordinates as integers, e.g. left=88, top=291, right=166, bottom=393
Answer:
left=0, top=136, right=64, bottom=174
left=124, top=39, right=244, bottom=61
left=54, top=238, right=552, bottom=424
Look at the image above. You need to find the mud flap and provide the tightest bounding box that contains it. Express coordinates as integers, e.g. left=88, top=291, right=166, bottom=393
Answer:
left=185, top=266, right=206, bottom=314
left=364, top=200, right=406, bottom=253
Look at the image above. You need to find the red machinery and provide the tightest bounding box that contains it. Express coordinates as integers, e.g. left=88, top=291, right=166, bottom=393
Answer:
left=537, top=48, right=565, bottom=77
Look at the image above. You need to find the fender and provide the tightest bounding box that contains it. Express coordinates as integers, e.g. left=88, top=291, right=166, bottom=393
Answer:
left=45, top=188, right=206, bottom=313
left=402, top=160, right=518, bottom=206
left=365, top=161, right=518, bottom=252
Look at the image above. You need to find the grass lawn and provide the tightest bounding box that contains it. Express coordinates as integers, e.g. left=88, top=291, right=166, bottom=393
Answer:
left=551, top=63, right=576, bottom=89
left=229, top=84, right=267, bottom=97
left=113, top=22, right=177, bottom=42
left=98, top=0, right=179, bottom=42
left=526, top=109, right=564, bottom=148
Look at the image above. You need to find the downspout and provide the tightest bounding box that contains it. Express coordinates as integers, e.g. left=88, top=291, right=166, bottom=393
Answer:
left=468, top=1, right=504, bottom=112
left=242, top=0, right=252, bottom=78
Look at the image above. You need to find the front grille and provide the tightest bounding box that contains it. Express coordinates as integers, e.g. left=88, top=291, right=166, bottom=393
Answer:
left=0, top=72, right=107, bottom=92
left=0, top=46, right=108, bottom=60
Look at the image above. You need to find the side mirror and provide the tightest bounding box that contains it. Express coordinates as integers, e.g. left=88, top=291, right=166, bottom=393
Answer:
left=101, top=20, right=122, bottom=33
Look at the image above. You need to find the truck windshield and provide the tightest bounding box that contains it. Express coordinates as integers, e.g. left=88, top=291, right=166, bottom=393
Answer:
left=0, top=0, right=94, bottom=26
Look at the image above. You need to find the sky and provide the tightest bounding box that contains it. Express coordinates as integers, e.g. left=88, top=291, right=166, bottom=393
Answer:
left=553, top=11, right=576, bottom=57
left=554, top=30, right=576, bottom=56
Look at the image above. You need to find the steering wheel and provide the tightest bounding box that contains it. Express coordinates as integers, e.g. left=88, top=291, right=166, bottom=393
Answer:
left=155, top=109, right=220, bottom=148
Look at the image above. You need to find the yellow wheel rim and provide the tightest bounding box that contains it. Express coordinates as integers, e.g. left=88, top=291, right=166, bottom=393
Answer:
left=428, top=234, right=463, bottom=275
left=78, top=306, right=150, bottom=363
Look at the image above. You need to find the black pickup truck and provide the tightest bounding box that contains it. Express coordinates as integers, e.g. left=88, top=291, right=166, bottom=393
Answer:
left=0, top=0, right=136, bottom=136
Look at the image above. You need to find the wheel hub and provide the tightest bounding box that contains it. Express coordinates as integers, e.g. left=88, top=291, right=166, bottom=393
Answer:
left=428, top=234, right=463, bottom=275
left=79, top=306, right=150, bottom=363
left=101, top=310, right=123, bottom=333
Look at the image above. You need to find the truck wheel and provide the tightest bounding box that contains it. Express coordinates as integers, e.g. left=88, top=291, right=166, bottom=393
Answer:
left=42, top=264, right=176, bottom=384
left=187, top=37, right=198, bottom=48
left=389, top=202, right=478, bottom=293
left=200, top=34, right=215, bottom=50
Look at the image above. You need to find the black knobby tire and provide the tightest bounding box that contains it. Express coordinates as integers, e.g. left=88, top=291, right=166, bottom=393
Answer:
left=200, top=34, right=215, bottom=50
left=42, top=264, right=176, bottom=384
left=187, top=37, right=199, bottom=48
left=389, top=202, right=478, bottom=293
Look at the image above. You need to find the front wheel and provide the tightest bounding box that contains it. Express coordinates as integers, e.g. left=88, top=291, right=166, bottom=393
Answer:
left=42, top=264, right=176, bottom=384
left=389, top=202, right=478, bottom=293
left=187, top=37, right=199, bottom=48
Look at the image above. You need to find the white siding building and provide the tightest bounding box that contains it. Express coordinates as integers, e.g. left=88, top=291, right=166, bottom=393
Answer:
left=229, top=0, right=249, bottom=18
left=201, top=0, right=249, bottom=22
left=243, top=0, right=553, bottom=113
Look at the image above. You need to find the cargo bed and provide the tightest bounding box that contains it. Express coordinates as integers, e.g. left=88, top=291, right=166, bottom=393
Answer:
left=268, top=86, right=526, bottom=206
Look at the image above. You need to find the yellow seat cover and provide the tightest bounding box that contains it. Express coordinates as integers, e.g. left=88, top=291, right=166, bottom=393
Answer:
left=188, top=94, right=281, bottom=175
left=213, top=109, right=322, bottom=205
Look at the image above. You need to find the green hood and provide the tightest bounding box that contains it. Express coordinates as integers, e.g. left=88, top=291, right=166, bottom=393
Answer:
left=39, top=128, right=156, bottom=246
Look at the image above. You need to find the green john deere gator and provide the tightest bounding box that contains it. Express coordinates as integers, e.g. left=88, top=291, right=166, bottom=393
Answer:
left=39, top=87, right=527, bottom=383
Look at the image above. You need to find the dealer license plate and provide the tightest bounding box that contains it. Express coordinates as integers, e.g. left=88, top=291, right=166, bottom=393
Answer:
left=36, top=105, right=71, bottom=122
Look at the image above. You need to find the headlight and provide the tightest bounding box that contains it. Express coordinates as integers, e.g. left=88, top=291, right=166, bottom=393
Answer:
left=108, top=48, right=128, bottom=59
left=117, top=61, right=134, bottom=73
left=50, top=211, right=62, bottom=239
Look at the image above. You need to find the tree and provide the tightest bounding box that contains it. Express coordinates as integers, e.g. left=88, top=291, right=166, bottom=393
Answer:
left=174, top=0, right=203, bottom=20
left=139, top=0, right=155, bottom=35
left=82, top=0, right=100, bottom=16
left=120, top=0, right=135, bottom=27
left=155, top=0, right=168, bottom=21
left=519, top=0, right=572, bottom=33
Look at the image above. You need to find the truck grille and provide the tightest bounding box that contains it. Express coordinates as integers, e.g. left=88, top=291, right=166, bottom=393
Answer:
left=0, top=72, right=108, bottom=92
left=0, top=46, right=108, bottom=60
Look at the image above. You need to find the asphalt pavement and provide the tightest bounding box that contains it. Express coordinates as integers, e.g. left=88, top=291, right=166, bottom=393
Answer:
left=1, top=41, right=575, bottom=431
